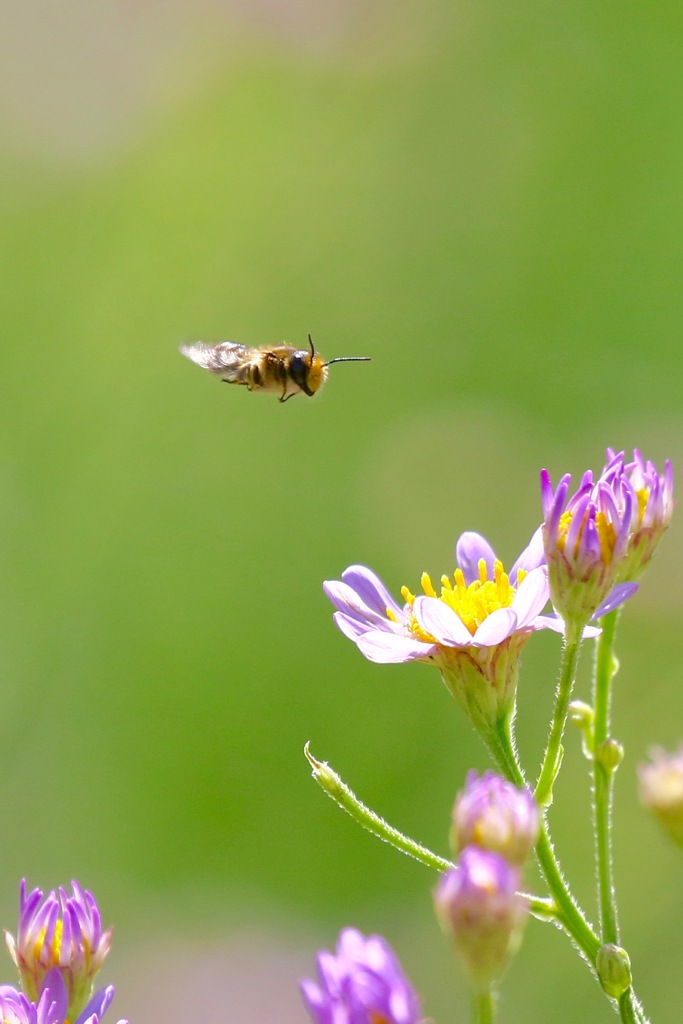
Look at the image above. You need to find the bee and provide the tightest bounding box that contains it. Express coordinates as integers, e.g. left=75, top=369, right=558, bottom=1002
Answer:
left=180, top=334, right=370, bottom=403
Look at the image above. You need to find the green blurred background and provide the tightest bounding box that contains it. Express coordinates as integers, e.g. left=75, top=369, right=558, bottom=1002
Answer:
left=1, top=1, right=682, bottom=1020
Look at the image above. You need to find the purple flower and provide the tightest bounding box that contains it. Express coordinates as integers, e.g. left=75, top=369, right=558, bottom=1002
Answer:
left=6, top=882, right=113, bottom=1022
left=0, top=970, right=125, bottom=1024
left=452, top=770, right=539, bottom=866
left=324, top=530, right=550, bottom=730
left=434, top=847, right=527, bottom=990
left=541, top=449, right=671, bottom=627
left=600, top=449, right=673, bottom=582
left=300, top=927, right=423, bottom=1024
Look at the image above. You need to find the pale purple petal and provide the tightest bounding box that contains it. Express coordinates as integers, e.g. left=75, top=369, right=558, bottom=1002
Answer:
left=412, top=596, right=473, bottom=646
left=456, top=532, right=496, bottom=586
left=592, top=582, right=638, bottom=619
left=534, top=614, right=601, bottom=639
left=510, top=566, right=549, bottom=628
left=356, top=631, right=436, bottom=663
left=333, top=611, right=377, bottom=641
left=471, top=608, right=517, bottom=646
left=340, top=565, right=403, bottom=618
left=509, top=526, right=545, bottom=582
left=323, top=580, right=398, bottom=630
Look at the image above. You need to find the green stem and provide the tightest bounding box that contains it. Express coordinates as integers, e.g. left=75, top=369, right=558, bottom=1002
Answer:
left=592, top=608, right=621, bottom=944
left=618, top=989, right=642, bottom=1024
left=304, top=743, right=453, bottom=873
left=535, top=629, right=582, bottom=806
left=493, top=719, right=600, bottom=961
left=472, top=987, right=495, bottom=1024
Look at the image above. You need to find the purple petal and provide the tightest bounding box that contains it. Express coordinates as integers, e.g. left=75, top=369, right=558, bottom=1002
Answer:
left=509, top=526, right=545, bottom=582
left=455, top=532, right=496, bottom=586
left=340, top=565, right=403, bottom=618
left=333, top=611, right=376, bottom=641
left=75, top=986, right=114, bottom=1024
left=533, top=614, right=601, bottom=639
left=510, top=566, right=549, bottom=628
left=40, top=970, right=68, bottom=1024
left=356, top=630, right=435, bottom=663
left=412, top=596, right=473, bottom=646
left=592, top=582, right=638, bottom=619
left=323, top=580, right=398, bottom=630
left=471, top=608, right=517, bottom=646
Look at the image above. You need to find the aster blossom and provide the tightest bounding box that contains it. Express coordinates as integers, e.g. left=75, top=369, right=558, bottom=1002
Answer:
left=300, top=927, right=422, bottom=1024
left=6, top=881, right=112, bottom=1022
left=451, top=770, right=539, bottom=866
left=324, top=529, right=551, bottom=731
left=541, top=448, right=672, bottom=628
left=599, top=448, right=673, bottom=583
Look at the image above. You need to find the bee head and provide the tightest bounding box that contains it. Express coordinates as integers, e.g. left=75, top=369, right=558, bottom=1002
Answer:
left=287, top=336, right=327, bottom=396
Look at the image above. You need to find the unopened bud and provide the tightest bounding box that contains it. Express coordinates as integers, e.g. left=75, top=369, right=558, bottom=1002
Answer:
left=451, top=771, right=539, bottom=866
left=596, top=738, right=624, bottom=773
left=596, top=943, right=632, bottom=998
left=434, top=847, right=527, bottom=990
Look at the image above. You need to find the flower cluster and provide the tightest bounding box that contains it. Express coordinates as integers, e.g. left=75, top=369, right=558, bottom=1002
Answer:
left=300, top=927, right=422, bottom=1024
left=2, top=881, right=125, bottom=1024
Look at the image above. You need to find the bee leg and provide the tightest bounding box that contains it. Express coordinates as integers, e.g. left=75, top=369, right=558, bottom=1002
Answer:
left=279, top=391, right=296, bottom=403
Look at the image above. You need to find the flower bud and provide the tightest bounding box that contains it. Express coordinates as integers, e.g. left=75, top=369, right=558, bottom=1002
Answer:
left=434, top=847, right=527, bottom=990
left=595, top=738, right=624, bottom=773
left=451, top=771, right=539, bottom=866
left=638, top=746, right=683, bottom=847
left=596, top=944, right=632, bottom=998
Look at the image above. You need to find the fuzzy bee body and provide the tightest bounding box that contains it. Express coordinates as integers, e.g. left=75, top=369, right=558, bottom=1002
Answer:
left=180, top=335, right=370, bottom=403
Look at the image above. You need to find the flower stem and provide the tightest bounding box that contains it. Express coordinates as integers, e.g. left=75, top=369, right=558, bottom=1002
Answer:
left=592, top=608, right=621, bottom=944
left=472, top=987, right=495, bottom=1024
left=304, top=743, right=453, bottom=873
left=535, top=629, right=582, bottom=806
left=493, top=718, right=600, bottom=961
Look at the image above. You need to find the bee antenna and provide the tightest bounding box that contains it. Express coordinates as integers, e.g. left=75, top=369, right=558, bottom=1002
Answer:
left=308, top=333, right=316, bottom=360
left=324, top=356, right=372, bottom=367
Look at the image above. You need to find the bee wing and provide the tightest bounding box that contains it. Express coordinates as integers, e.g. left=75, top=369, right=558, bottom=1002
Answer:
left=180, top=341, right=252, bottom=380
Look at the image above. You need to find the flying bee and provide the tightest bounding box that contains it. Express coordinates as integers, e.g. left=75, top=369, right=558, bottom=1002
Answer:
left=180, top=334, right=370, bottom=403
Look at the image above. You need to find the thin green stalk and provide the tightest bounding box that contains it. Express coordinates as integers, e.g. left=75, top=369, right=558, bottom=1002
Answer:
left=304, top=743, right=453, bottom=872
left=618, top=989, right=642, bottom=1024
left=535, top=630, right=582, bottom=806
left=494, top=719, right=600, bottom=961
left=472, top=988, right=495, bottom=1024
left=592, top=608, right=621, bottom=944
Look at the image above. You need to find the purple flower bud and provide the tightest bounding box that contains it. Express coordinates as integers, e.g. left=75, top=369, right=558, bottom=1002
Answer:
left=300, top=927, right=423, bottom=1024
left=434, top=848, right=527, bottom=990
left=5, top=882, right=119, bottom=1024
left=452, top=771, right=539, bottom=866
left=638, top=746, right=683, bottom=847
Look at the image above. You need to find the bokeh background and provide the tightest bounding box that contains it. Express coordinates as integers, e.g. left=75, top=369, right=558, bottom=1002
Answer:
left=1, top=1, right=682, bottom=1021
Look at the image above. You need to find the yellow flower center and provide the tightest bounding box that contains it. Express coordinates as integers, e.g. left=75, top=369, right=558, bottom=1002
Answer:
left=557, top=509, right=617, bottom=564
left=389, top=559, right=521, bottom=639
